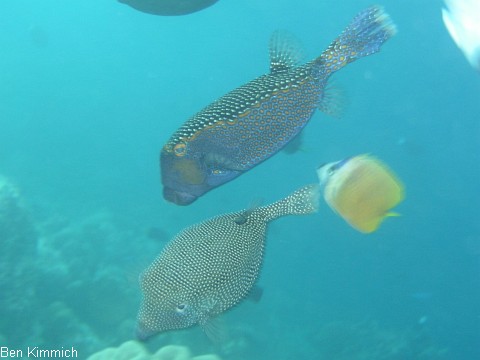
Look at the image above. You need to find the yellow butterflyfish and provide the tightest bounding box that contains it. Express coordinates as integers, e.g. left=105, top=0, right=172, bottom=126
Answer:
left=317, top=154, right=405, bottom=233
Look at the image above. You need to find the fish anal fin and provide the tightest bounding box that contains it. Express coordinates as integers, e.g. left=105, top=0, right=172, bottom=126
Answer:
left=348, top=211, right=401, bottom=234
left=348, top=216, right=382, bottom=233
left=269, top=30, right=305, bottom=74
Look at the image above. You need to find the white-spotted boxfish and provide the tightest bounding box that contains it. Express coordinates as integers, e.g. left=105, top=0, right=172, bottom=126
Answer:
left=135, top=184, right=319, bottom=340
left=161, top=6, right=397, bottom=205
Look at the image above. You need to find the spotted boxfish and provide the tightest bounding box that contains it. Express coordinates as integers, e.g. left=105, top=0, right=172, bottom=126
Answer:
left=135, top=184, right=319, bottom=340
left=160, top=6, right=396, bottom=205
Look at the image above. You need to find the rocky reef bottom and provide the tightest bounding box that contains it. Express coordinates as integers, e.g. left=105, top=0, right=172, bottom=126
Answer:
left=87, top=341, right=221, bottom=360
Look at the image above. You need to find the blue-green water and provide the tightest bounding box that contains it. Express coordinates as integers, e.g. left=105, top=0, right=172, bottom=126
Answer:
left=1, top=0, right=479, bottom=359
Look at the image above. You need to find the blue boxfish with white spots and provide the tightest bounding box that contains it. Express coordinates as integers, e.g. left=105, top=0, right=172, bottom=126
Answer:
left=161, top=6, right=396, bottom=205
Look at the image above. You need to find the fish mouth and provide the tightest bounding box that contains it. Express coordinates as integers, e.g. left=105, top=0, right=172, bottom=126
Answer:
left=135, top=324, right=156, bottom=342
left=163, top=187, right=198, bottom=205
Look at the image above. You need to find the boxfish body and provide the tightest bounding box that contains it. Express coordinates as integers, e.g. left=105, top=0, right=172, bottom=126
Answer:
left=136, top=185, right=319, bottom=340
left=161, top=6, right=396, bottom=205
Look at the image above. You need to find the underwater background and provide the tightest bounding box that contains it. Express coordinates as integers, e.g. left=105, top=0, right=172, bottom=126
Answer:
left=1, top=0, right=479, bottom=359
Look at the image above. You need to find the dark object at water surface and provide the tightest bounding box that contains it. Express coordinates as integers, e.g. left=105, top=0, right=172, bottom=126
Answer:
left=118, top=0, right=219, bottom=16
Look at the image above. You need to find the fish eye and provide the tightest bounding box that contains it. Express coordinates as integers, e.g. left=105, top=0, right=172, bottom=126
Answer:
left=175, top=303, right=187, bottom=313
left=173, top=143, right=187, bottom=157
left=327, top=165, right=336, bottom=176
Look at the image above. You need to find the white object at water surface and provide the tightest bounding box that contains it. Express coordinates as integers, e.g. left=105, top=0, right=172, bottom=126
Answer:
left=442, top=0, right=480, bottom=71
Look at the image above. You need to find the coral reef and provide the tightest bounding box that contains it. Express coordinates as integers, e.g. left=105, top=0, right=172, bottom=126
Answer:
left=0, top=175, right=159, bottom=354
left=86, top=341, right=222, bottom=360
left=0, top=175, right=39, bottom=345
left=0, top=175, right=37, bottom=263
left=32, top=210, right=155, bottom=353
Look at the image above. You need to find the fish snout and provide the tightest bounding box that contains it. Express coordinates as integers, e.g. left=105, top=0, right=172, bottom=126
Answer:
left=135, top=323, right=156, bottom=342
left=163, top=187, right=198, bottom=205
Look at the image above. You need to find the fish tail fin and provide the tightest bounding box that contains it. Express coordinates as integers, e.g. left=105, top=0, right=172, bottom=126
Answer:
left=263, top=184, right=320, bottom=222
left=315, top=6, right=396, bottom=74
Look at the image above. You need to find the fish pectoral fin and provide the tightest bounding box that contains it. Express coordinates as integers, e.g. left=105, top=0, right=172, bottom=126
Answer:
left=317, top=82, right=347, bottom=118
left=269, top=30, right=305, bottom=74
left=201, top=316, right=228, bottom=344
left=204, top=152, right=244, bottom=172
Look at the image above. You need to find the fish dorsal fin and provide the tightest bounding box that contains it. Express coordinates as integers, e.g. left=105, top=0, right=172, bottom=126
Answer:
left=269, top=30, right=304, bottom=74
left=234, top=198, right=264, bottom=225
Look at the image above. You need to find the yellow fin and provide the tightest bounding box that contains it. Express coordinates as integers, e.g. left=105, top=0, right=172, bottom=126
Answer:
left=386, top=211, right=401, bottom=217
